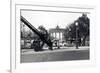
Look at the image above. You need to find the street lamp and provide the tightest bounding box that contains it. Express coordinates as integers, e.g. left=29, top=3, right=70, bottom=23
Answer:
left=69, top=28, right=71, bottom=44
left=75, top=22, right=79, bottom=49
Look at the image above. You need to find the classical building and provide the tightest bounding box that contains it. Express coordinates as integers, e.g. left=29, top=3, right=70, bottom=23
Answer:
left=49, top=25, right=65, bottom=42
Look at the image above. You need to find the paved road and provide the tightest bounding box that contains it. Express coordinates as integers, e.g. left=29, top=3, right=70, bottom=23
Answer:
left=21, top=47, right=89, bottom=63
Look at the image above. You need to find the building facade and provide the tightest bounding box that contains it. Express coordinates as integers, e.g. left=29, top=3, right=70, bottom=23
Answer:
left=49, top=25, right=65, bottom=42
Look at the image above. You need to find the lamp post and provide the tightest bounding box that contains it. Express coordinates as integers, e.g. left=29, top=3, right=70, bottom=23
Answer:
left=69, top=28, right=71, bottom=44
left=75, top=22, right=79, bottom=49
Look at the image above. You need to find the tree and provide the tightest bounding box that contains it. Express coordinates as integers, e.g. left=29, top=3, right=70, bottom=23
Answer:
left=64, top=14, right=90, bottom=46
left=77, top=14, right=90, bottom=46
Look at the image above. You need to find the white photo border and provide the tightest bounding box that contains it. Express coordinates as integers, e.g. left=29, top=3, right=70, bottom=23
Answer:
left=11, top=3, right=96, bottom=73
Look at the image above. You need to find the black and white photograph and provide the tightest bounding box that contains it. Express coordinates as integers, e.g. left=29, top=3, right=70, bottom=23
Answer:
left=20, top=9, right=90, bottom=63
left=9, top=0, right=97, bottom=73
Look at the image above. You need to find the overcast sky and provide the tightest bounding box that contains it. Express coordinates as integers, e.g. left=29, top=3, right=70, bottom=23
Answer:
left=21, top=10, right=90, bottom=30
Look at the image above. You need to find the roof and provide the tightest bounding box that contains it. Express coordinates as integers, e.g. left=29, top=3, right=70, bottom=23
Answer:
left=49, top=25, right=65, bottom=33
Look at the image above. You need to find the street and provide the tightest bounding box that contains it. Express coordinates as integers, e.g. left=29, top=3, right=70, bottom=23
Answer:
left=21, top=47, right=89, bottom=63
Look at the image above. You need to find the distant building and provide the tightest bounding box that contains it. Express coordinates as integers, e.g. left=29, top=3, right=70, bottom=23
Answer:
left=49, top=25, right=65, bottom=42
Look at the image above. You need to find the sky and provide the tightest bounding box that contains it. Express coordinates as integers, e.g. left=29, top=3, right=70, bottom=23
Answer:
left=21, top=10, right=90, bottom=30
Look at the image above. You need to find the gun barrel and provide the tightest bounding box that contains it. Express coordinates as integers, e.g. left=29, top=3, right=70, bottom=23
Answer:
left=21, top=16, right=42, bottom=37
left=21, top=16, right=53, bottom=48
